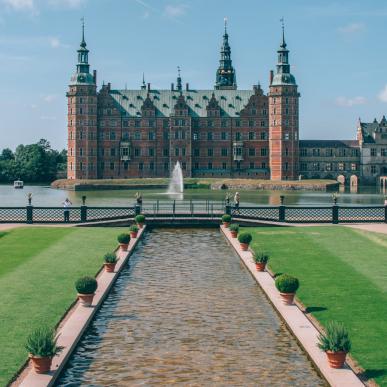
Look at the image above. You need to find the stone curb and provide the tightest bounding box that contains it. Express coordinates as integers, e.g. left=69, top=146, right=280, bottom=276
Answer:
left=220, top=225, right=364, bottom=387
left=16, top=226, right=146, bottom=387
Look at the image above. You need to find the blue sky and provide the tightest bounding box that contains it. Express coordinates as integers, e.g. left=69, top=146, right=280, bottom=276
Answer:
left=0, top=0, right=387, bottom=150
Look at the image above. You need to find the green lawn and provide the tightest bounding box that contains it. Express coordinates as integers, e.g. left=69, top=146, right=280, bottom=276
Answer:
left=246, top=226, right=387, bottom=386
left=0, top=227, right=126, bottom=386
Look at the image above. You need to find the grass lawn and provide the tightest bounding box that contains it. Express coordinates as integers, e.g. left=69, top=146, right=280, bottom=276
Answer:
left=246, top=226, right=387, bottom=386
left=0, top=226, right=126, bottom=386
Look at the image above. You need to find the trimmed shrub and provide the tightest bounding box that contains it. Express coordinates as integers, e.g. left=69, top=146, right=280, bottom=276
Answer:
left=75, top=276, right=98, bottom=294
left=104, top=252, right=117, bottom=264
left=229, top=223, right=239, bottom=232
left=25, top=326, right=63, bottom=357
left=254, top=252, right=269, bottom=264
left=238, top=232, right=252, bottom=244
left=221, top=214, right=232, bottom=223
left=117, top=233, right=130, bottom=244
left=275, top=274, right=299, bottom=293
left=135, top=214, right=145, bottom=223
left=318, top=321, right=351, bottom=353
left=129, top=224, right=139, bottom=232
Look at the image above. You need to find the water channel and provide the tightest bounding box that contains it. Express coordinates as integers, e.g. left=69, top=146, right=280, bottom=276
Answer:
left=56, top=229, right=325, bottom=386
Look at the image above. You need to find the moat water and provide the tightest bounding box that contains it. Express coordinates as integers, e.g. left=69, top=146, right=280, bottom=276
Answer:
left=0, top=184, right=385, bottom=207
left=55, top=229, right=325, bottom=386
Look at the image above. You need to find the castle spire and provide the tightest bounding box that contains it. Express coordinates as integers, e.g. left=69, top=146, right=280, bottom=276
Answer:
left=70, top=19, right=94, bottom=85
left=141, top=72, right=146, bottom=89
left=215, top=18, right=236, bottom=90
left=270, top=19, right=296, bottom=86
left=176, top=66, right=182, bottom=92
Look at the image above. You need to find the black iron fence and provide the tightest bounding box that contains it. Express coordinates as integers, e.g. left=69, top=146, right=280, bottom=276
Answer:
left=0, top=200, right=387, bottom=224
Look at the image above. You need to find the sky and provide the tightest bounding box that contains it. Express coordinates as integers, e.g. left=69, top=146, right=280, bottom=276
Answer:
left=0, top=0, right=387, bottom=151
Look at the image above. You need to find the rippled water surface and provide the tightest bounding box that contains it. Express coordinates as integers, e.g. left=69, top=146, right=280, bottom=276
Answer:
left=56, top=229, right=325, bottom=386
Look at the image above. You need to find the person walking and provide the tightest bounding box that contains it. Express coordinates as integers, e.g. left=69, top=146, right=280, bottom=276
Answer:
left=234, top=192, right=240, bottom=214
left=63, top=198, right=72, bottom=222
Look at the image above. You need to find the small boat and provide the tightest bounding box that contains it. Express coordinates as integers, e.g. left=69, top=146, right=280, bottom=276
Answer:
left=14, top=180, right=24, bottom=189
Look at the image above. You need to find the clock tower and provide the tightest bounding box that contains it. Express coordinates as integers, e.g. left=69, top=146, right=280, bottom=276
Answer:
left=67, top=21, right=98, bottom=179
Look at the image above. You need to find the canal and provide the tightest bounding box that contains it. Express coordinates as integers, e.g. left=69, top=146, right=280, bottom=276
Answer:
left=56, top=229, right=325, bottom=386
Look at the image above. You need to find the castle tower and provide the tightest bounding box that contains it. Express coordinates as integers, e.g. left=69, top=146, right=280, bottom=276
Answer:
left=215, top=18, right=237, bottom=90
left=269, top=22, right=300, bottom=180
left=67, top=20, right=98, bottom=179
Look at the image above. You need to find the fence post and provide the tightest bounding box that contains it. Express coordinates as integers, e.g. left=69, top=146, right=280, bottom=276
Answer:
left=225, top=204, right=231, bottom=215
left=279, top=195, right=286, bottom=222
left=384, top=204, right=387, bottom=223
left=135, top=204, right=141, bottom=216
left=26, top=205, right=33, bottom=224
left=173, top=200, right=176, bottom=216
left=80, top=195, right=87, bottom=222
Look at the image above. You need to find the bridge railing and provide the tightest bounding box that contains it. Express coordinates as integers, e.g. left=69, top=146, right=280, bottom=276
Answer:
left=0, top=202, right=386, bottom=224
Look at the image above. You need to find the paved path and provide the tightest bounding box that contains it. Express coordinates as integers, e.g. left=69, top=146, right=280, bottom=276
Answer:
left=344, top=223, right=387, bottom=234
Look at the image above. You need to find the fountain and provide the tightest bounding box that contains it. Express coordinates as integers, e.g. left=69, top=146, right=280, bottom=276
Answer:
left=167, top=161, right=184, bottom=194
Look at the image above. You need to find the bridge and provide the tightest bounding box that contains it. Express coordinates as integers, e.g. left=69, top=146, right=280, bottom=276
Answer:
left=1, top=200, right=387, bottom=225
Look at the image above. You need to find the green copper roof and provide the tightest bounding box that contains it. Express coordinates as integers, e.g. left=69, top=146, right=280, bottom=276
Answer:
left=110, top=89, right=255, bottom=118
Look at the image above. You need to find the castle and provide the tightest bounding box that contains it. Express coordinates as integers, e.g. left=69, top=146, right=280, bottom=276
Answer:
left=67, top=22, right=387, bottom=185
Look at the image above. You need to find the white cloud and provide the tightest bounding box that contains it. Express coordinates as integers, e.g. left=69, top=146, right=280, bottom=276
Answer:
left=164, top=3, right=187, bottom=18
left=378, top=85, right=387, bottom=103
left=49, top=37, right=69, bottom=48
left=335, top=96, right=367, bottom=107
left=42, top=94, right=57, bottom=103
left=338, top=22, right=365, bottom=35
left=2, top=0, right=34, bottom=11
left=47, top=0, right=86, bottom=8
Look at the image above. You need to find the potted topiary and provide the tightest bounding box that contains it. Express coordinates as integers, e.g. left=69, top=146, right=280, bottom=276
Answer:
left=117, top=233, right=130, bottom=251
left=275, top=274, right=299, bottom=305
left=25, top=326, right=63, bottom=374
left=135, top=214, right=145, bottom=228
left=221, top=214, right=232, bottom=228
left=238, top=232, right=252, bottom=251
left=75, top=276, right=98, bottom=307
left=129, top=224, right=139, bottom=238
left=103, top=252, right=118, bottom=273
left=253, top=252, right=269, bottom=271
left=229, top=223, right=239, bottom=238
left=318, top=321, right=351, bottom=368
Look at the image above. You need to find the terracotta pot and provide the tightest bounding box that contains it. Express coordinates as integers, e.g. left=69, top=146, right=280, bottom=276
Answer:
left=223, top=222, right=230, bottom=228
left=279, top=292, right=295, bottom=305
left=326, top=351, right=347, bottom=368
left=104, top=262, right=116, bottom=273
left=78, top=293, right=95, bottom=307
left=240, top=242, right=249, bottom=251
left=255, top=262, right=266, bottom=272
left=230, top=230, right=238, bottom=238
left=130, top=231, right=138, bottom=238
left=137, top=222, right=144, bottom=229
left=119, top=243, right=129, bottom=251
left=30, top=355, right=52, bottom=374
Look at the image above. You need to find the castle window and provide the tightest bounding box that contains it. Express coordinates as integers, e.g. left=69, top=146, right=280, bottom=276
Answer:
left=235, top=132, right=242, bottom=141
left=163, top=131, right=169, bottom=140
left=235, top=120, right=240, bottom=127
left=148, top=131, right=156, bottom=140
left=193, top=132, right=198, bottom=141
left=182, top=148, right=186, bottom=156
left=260, top=131, right=267, bottom=140
left=250, top=162, right=255, bottom=169
left=79, top=108, right=83, bottom=114
left=300, top=148, right=307, bottom=156
left=208, top=148, right=213, bottom=157
left=338, top=162, right=345, bottom=171
left=326, top=163, right=332, bottom=171
left=284, top=133, right=290, bottom=140
left=221, top=120, right=228, bottom=128
left=249, top=120, right=255, bottom=127
left=193, top=148, right=200, bottom=157
left=312, top=148, right=320, bottom=156
left=148, top=148, right=155, bottom=157
left=325, top=148, right=333, bottom=157
left=149, top=161, right=154, bottom=170
left=251, top=109, right=257, bottom=115
left=221, top=148, right=228, bottom=156
left=207, top=120, right=213, bottom=127
left=110, top=148, right=116, bottom=157
left=138, top=162, right=143, bottom=170
left=134, top=148, right=140, bottom=157
left=261, top=162, right=266, bottom=169
left=175, top=148, right=179, bottom=156
left=284, top=162, right=289, bottom=171
left=107, top=109, right=112, bottom=115
left=285, top=148, right=289, bottom=156
left=134, top=131, right=141, bottom=140
left=163, top=119, right=169, bottom=128
left=80, top=162, right=83, bottom=170
left=123, top=132, right=129, bottom=140
left=260, top=148, right=267, bottom=156
left=79, top=132, right=83, bottom=139
left=163, top=148, right=169, bottom=157
left=70, top=162, right=72, bottom=171
left=371, top=148, right=377, bottom=156
left=164, top=162, right=169, bottom=171
left=381, top=149, right=387, bottom=156
left=149, top=120, right=155, bottom=127
left=249, top=148, right=256, bottom=156
left=221, top=132, right=228, bottom=140
left=123, top=120, right=129, bottom=127
left=285, top=98, right=289, bottom=104
left=248, top=132, right=255, bottom=140
left=371, top=165, right=377, bottom=174
left=285, top=108, right=289, bottom=115
left=135, top=120, right=140, bottom=127
left=207, top=132, right=213, bottom=140
left=208, top=162, right=213, bottom=170
left=262, top=109, right=267, bottom=115
left=313, top=162, right=320, bottom=171
left=260, top=120, right=266, bottom=127
left=300, top=162, right=307, bottom=171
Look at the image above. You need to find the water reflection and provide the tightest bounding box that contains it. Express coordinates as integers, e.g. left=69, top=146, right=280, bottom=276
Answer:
left=56, top=229, right=325, bottom=386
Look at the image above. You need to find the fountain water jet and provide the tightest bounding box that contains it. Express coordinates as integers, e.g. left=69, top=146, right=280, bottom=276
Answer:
left=167, top=161, right=184, bottom=194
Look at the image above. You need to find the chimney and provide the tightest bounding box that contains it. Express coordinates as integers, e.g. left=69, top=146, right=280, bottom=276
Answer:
left=93, top=70, right=97, bottom=85
left=107, top=82, right=111, bottom=91
left=147, top=82, right=150, bottom=91
left=171, top=82, right=174, bottom=91
left=269, top=70, right=274, bottom=85
left=186, top=83, right=189, bottom=91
